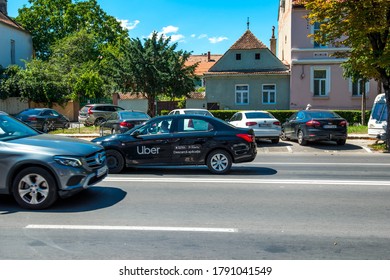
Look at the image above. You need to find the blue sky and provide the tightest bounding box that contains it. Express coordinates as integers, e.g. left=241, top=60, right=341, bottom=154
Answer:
left=8, top=0, right=280, bottom=55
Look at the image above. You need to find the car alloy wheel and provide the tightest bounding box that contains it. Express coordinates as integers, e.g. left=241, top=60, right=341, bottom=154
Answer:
left=106, top=149, right=125, bottom=174
left=12, top=167, right=58, bottom=210
left=207, top=149, right=232, bottom=174
left=297, top=130, right=307, bottom=146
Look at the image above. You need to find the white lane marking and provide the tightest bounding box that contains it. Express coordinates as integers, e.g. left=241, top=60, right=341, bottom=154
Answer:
left=362, top=146, right=373, bottom=153
left=25, top=225, right=237, bottom=233
left=104, top=177, right=390, bottom=186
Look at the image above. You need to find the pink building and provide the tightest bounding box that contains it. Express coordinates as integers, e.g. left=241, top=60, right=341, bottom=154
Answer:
left=277, top=0, right=380, bottom=110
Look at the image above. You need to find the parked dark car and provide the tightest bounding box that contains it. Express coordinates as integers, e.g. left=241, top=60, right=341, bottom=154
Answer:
left=92, top=114, right=257, bottom=174
left=0, top=111, right=108, bottom=209
left=99, top=110, right=151, bottom=136
left=78, top=104, right=124, bottom=127
left=281, top=110, right=348, bottom=145
left=15, top=108, right=70, bottom=133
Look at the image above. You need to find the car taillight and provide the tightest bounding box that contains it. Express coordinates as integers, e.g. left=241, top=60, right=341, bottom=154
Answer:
left=339, top=120, right=348, bottom=127
left=87, top=107, right=93, bottom=114
left=273, top=121, right=281, bottom=126
left=245, top=122, right=257, bottom=126
left=237, top=133, right=254, bottom=143
left=27, top=117, right=37, bottom=121
left=119, top=121, right=134, bottom=128
left=306, top=120, right=321, bottom=127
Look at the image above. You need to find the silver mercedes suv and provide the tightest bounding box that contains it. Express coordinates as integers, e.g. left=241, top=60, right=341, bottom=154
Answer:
left=0, top=111, right=108, bottom=209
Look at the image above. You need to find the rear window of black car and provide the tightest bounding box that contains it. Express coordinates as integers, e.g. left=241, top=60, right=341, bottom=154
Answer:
left=307, top=111, right=340, bottom=119
left=18, top=109, right=42, bottom=116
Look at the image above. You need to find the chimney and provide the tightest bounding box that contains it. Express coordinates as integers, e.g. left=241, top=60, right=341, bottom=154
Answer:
left=207, top=51, right=211, bottom=61
left=0, top=0, right=7, bottom=15
left=270, top=26, right=277, bottom=55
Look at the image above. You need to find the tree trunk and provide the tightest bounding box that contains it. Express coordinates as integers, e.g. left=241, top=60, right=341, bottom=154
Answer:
left=383, top=79, right=390, bottom=152
left=361, top=79, right=367, bottom=125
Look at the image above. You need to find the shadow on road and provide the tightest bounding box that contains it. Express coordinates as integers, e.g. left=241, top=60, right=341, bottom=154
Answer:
left=0, top=186, right=127, bottom=214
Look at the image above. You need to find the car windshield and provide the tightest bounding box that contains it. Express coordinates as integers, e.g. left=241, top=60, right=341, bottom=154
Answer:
left=0, top=115, right=39, bottom=141
left=306, top=111, right=341, bottom=119
left=120, top=111, right=150, bottom=119
left=371, top=103, right=387, bottom=121
left=245, top=112, right=273, bottom=119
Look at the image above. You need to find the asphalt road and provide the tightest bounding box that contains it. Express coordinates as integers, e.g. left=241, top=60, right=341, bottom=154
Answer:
left=1, top=140, right=389, bottom=260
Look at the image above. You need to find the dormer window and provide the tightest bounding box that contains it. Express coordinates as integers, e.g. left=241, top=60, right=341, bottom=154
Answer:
left=255, top=53, right=260, bottom=60
left=236, top=53, right=241, bottom=60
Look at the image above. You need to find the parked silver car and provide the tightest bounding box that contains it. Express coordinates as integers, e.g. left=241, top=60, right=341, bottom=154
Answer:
left=0, top=111, right=108, bottom=209
left=78, top=104, right=124, bottom=127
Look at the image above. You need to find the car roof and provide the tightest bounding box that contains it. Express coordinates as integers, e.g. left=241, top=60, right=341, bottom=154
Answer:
left=85, top=104, right=121, bottom=107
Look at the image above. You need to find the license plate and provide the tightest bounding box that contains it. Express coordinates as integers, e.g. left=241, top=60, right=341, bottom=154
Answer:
left=97, top=166, right=108, bottom=177
left=259, top=124, right=271, bottom=127
left=323, top=125, right=337, bottom=129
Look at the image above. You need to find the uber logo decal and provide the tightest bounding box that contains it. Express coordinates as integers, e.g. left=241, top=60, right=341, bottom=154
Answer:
left=137, top=146, right=160, bottom=155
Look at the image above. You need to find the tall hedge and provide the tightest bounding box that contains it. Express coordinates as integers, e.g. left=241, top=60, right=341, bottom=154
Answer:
left=161, top=109, right=371, bottom=125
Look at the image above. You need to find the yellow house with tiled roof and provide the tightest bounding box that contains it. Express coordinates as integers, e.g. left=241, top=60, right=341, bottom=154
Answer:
left=204, top=29, right=290, bottom=110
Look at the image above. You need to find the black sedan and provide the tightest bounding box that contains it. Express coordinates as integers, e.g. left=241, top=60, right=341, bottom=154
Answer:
left=281, top=109, right=348, bottom=145
left=14, top=108, right=70, bottom=133
left=92, top=114, right=257, bottom=174
left=99, top=110, right=151, bottom=136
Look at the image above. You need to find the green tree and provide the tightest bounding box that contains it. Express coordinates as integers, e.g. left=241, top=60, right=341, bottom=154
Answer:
left=17, top=30, right=112, bottom=105
left=306, top=0, right=390, bottom=150
left=18, top=59, right=70, bottom=107
left=16, top=0, right=128, bottom=60
left=0, top=65, right=23, bottom=100
left=116, top=32, right=198, bottom=116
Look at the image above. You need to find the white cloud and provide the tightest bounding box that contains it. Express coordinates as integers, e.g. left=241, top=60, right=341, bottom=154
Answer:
left=209, top=36, right=228, bottom=44
left=118, top=19, right=140, bottom=31
left=162, top=25, right=179, bottom=34
left=191, top=34, right=196, bottom=38
left=170, top=34, right=185, bottom=42
left=150, top=25, right=185, bottom=42
left=198, top=34, right=208, bottom=39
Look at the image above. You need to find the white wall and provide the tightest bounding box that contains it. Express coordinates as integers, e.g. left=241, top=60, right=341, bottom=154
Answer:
left=0, top=24, right=33, bottom=68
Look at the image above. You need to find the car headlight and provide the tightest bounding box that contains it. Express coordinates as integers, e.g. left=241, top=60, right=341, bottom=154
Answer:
left=54, top=156, right=82, bottom=167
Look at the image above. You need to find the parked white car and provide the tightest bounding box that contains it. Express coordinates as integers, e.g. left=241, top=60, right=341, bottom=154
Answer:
left=228, top=110, right=281, bottom=144
left=168, top=108, right=214, bottom=117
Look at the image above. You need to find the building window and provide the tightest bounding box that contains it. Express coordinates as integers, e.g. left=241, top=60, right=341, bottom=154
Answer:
left=262, top=84, right=276, bottom=104
left=236, top=53, right=241, bottom=60
left=311, top=67, right=330, bottom=96
left=351, top=79, right=369, bottom=96
left=313, top=22, right=326, bottom=48
left=11, top=40, right=16, bottom=65
left=255, top=53, right=260, bottom=60
left=235, top=85, right=249, bottom=105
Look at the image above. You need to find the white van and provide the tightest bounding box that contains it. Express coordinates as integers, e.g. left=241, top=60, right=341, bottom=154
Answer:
left=368, top=93, right=387, bottom=137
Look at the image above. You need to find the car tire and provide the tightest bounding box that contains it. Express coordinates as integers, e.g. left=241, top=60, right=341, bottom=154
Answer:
left=271, top=138, right=280, bottom=144
left=206, top=149, right=232, bottom=174
left=106, top=149, right=125, bottom=174
left=12, top=167, right=58, bottom=210
left=42, top=121, right=49, bottom=133
left=280, top=130, right=289, bottom=141
left=336, top=139, right=346, bottom=145
left=94, top=118, right=105, bottom=126
left=297, top=130, right=307, bottom=146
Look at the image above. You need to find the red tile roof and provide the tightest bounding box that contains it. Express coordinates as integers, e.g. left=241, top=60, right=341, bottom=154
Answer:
left=229, top=30, right=267, bottom=50
left=0, top=11, right=27, bottom=32
left=184, top=53, right=222, bottom=76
